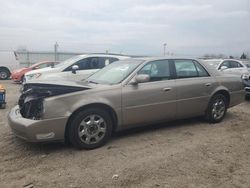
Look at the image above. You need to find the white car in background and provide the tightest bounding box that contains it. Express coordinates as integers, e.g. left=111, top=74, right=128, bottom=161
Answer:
left=205, top=59, right=250, bottom=95
left=242, top=60, right=250, bottom=72
left=25, top=54, right=129, bottom=82
left=204, top=59, right=249, bottom=75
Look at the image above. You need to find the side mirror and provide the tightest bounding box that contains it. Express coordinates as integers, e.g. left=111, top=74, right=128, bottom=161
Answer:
left=220, top=66, right=228, bottom=71
left=72, top=65, right=79, bottom=74
left=131, top=74, right=150, bottom=85
left=32, top=66, right=39, bottom=70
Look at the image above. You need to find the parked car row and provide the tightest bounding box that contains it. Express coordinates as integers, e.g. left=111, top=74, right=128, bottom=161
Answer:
left=8, top=56, right=245, bottom=149
left=11, top=61, right=59, bottom=83
left=24, top=54, right=129, bottom=82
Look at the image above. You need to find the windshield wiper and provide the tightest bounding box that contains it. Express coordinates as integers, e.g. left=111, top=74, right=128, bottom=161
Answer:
left=87, top=80, right=99, bottom=84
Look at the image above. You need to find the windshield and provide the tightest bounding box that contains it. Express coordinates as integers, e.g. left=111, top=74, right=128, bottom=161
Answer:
left=87, top=59, right=143, bottom=84
left=54, top=55, right=84, bottom=68
left=204, top=60, right=221, bottom=68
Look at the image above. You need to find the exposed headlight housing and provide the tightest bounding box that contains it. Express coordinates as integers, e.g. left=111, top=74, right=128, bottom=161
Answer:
left=26, top=73, right=42, bottom=80
left=242, top=73, right=250, bottom=80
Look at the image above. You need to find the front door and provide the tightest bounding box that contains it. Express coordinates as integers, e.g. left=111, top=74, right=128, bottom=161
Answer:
left=122, top=59, right=177, bottom=126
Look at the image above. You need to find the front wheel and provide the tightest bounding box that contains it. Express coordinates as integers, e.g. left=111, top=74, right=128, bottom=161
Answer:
left=205, top=94, right=227, bottom=123
left=69, top=108, right=113, bottom=149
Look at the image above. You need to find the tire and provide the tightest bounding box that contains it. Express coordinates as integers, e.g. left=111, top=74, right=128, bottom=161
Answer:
left=69, top=108, right=113, bottom=149
left=0, top=68, right=10, bottom=80
left=205, top=94, right=228, bottom=123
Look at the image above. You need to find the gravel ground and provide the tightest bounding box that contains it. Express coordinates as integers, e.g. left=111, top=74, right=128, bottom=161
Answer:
left=0, top=80, right=250, bottom=188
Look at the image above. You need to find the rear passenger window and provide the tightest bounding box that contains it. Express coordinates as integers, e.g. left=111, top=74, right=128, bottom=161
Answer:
left=230, top=61, right=243, bottom=68
left=175, top=60, right=209, bottom=78
left=194, top=61, right=209, bottom=77
left=138, top=60, right=171, bottom=82
left=175, top=60, right=198, bottom=78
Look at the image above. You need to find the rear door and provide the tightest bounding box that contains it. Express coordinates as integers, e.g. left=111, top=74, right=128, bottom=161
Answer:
left=122, top=59, right=177, bottom=126
left=174, top=59, right=216, bottom=118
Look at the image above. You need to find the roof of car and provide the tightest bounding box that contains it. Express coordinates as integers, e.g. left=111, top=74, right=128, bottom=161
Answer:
left=204, top=59, right=243, bottom=62
left=128, top=56, right=200, bottom=62
left=77, top=53, right=130, bottom=58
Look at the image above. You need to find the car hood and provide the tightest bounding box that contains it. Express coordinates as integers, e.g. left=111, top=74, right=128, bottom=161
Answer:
left=24, top=80, right=92, bottom=89
left=25, top=66, right=59, bottom=75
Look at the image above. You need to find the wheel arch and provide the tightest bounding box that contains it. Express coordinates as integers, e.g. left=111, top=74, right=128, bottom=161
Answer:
left=64, top=103, right=118, bottom=142
left=210, top=89, right=230, bottom=107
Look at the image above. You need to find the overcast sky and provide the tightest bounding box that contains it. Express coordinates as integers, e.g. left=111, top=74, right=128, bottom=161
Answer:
left=0, top=0, right=249, bottom=56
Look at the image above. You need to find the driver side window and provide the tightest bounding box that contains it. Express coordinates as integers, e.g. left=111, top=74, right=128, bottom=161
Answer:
left=64, top=57, right=99, bottom=71
left=219, top=61, right=231, bottom=69
left=138, top=60, right=171, bottom=82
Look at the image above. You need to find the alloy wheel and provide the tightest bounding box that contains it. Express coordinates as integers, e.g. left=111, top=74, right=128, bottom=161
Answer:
left=78, top=114, right=107, bottom=144
left=211, top=99, right=225, bottom=120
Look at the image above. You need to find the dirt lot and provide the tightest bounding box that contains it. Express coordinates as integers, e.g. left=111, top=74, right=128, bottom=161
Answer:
left=0, top=80, right=250, bottom=188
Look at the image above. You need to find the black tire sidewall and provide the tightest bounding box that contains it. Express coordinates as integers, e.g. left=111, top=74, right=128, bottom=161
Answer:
left=69, top=108, right=113, bottom=149
left=206, top=94, right=227, bottom=123
left=0, top=69, right=10, bottom=80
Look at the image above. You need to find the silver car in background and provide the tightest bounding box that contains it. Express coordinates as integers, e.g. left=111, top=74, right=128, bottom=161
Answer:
left=205, top=59, right=250, bottom=95
left=8, top=57, right=245, bottom=149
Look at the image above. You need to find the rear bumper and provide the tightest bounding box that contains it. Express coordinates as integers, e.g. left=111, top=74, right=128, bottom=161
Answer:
left=8, top=105, right=68, bottom=142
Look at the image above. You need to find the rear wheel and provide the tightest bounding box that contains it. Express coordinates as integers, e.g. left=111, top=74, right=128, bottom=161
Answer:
left=69, top=108, right=113, bottom=149
left=205, top=94, right=227, bottom=123
left=0, top=68, right=10, bottom=80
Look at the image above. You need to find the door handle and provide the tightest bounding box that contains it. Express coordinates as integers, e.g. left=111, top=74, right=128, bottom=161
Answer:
left=205, top=83, right=211, bottom=87
left=163, top=87, right=172, bottom=92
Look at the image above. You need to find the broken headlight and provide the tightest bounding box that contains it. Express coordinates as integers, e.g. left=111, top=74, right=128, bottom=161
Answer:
left=19, top=89, right=50, bottom=120
left=242, top=73, right=250, bottom=80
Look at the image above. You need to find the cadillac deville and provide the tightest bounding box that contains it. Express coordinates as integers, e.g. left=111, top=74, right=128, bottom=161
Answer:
left=8, top=57, right=245, bottom=149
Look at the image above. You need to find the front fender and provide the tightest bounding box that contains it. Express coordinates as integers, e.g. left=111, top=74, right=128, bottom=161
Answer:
left=43, top=88, right=122, bottom=122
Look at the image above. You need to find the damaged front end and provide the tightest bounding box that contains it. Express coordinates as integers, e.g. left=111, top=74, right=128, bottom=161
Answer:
left=19, top=83, right=89, bottom=120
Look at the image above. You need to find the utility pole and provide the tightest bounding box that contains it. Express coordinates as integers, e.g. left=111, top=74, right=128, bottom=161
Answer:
left=54, top=42, right=59, bottom=61
left=163, top=43, right=167, bottom=56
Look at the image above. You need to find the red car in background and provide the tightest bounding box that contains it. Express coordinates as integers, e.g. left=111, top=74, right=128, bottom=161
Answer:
left=11, top=61, right=59, bottom=83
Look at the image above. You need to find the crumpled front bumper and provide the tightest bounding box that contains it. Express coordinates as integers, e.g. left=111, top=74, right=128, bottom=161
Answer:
left=8, top=105, right=68, bottom=142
